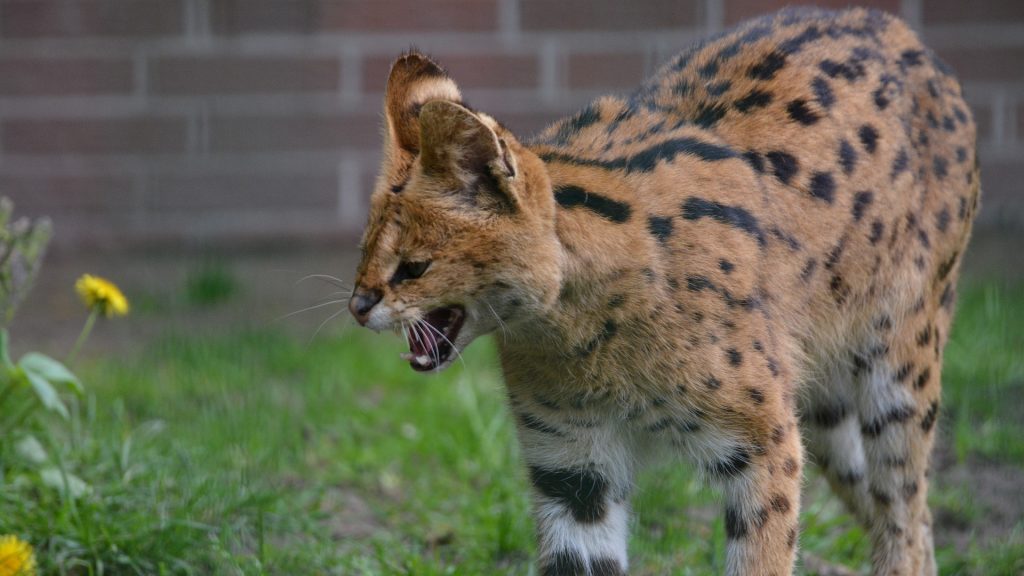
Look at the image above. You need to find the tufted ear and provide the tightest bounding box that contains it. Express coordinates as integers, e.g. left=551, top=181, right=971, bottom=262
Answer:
left=418, top=100, right=519, bottom=209
left=384, top=52, right=462, bottom=160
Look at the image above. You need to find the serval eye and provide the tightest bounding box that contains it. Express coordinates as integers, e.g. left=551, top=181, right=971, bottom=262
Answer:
left=391, top=260, right=431, bottom=286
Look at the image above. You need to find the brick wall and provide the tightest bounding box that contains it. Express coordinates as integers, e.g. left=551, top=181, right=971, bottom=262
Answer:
left=2, top=0, right=1022, bottom=250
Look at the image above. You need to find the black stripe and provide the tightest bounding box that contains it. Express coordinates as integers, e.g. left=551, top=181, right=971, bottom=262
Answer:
left=554, top=185, right=632, bottom=223
left=529, top=466, right=608, bottom=523
left=540, top=137, right=736, bottom=173
left=681, top=197, right=766, bottom=246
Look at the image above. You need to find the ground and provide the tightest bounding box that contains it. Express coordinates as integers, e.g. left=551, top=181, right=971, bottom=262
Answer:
left=2, top=231, right=1022, bottom=575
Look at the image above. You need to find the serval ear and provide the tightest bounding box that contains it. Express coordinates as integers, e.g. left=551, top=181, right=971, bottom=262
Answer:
left=384, top=52, right=462, bottom=162
left=418, top=100, right=519, bottom=210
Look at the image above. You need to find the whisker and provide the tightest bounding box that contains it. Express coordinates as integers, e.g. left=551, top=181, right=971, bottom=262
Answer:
left=294, top=274, right=352, bottom=290
left=486, top=302, right=511, bottom=343
left=308, top=306, right=347, bottom=345
left=278, top=299, right=349, bottom=321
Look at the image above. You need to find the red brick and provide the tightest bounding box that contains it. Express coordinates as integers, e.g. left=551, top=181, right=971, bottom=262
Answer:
left=1, top=175, right=135, bottom=214
left=319, top=0, right=498, bottom=31
left=521, top=0, right=700, bottom=31
left=497, top=111, right=562, bottom=138
left=210, top=0, right=497, bottom=34
left=0, top=0, right=184, bottom=38
left=975, top=159, right=1024, bottom=223
left=724, top=0, right=900, bottom=25
left=363, top=53, right=538, bottom=93
left=936, top=46, right=1024, bottom=82
left=148, top=172, right=337, bottom=210
left=208, top=114, right=380, bottom=152
left=151, top=57, right=341, bottom=95
left=0, top=58, right=132, bottom=97
left=2, top=118, right=188, bottom=155
left=923, top=0, right=1024, bottom=23
left=568, top=53, right=648, bottom=90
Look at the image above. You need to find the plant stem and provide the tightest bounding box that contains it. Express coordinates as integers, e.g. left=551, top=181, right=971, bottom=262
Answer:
left=68, top=309, right=99, bottom=365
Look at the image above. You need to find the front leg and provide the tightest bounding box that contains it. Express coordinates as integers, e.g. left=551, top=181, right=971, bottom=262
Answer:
left=511, top=401, right=633, bottom=576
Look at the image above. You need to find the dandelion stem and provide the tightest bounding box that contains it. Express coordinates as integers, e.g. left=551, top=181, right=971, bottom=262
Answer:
left=67, top=309, right=98, bottom=365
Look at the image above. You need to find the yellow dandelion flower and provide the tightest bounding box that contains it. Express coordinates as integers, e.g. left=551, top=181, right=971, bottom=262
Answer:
left=75, top=274, right=129, bottom=317
left=0, top=535, right=36, bottom=576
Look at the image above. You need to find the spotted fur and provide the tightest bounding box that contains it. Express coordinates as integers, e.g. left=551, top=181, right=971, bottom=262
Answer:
left=350, top=8, right=978, bottom=575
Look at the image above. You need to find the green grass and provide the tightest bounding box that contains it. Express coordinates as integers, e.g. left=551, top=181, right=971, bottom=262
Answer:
left=1, top=281, right=1022, bottom=575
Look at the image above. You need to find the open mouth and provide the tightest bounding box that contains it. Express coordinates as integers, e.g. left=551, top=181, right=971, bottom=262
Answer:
left=401, top=306, right=465, bottom=371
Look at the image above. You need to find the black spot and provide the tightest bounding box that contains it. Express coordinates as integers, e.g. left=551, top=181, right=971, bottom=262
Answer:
left=707, top=446, right=751, bottom=479
left=725, top=506, right=748, bottom=539
left=693, top=102, right=729, bottom=128
left=858, top=124, right=879, bottom=153
left=868, top=220, right=885, bottom=244
left=819, top=58, right=865, bottom=81
left=836, top=470, right=864, bottom=485
left=943, top=115, right=956, bottom=132
left=807, top=403, right=847, bottom=428
left=769, top=227, right=802, bottom=251
left=900, top=49, right=924, bottom=67
left=800, top=257, right=817, bottom=281
left=812, top=76, right=835, bottom=108
left=517, top=412, right=565, bottom=437
left=779, top=24, right=823, bottom=54
left=747, top=388, right=765, bottom=404
left=917, top=228, right=931, bottom=249
left=548, top=104, right=601, bottom=145
left=870, top=486, right=893, bottom=506
left=555, top=185, right=632, bottom=223
left=852, top=190, right=873, bottom=222
left=589, top=558, right=625, bottom=576
left=914, top=367, right=932, bottom=390
left=749, top=51, right=787, bottom=80
left=742, top=150, right=765, bottom=173
left=830, top=274, right=849, bottom=305
left=937, top=250, right=959, bottom=282
left=705, top=375, right=721, bottom=389
left=770, top=494, right=792, bottom=514
left=824, top=237, right=846, bottom=270
left=916, top=327, right=932, bottom=347
left=699, top=59, right=720, bottom=78
left=681, top=197, right=766, bottom=246
left=707, top=79, right=732, bottom=96
left=541, top=550, right=586, bottom=576
left=921, top=400, right=939, bottom=432
left=576, top=320, right=618, bottom=357
left=647, top=215, right=674, bottom=245
left=539, top=137, right=735, bottom=173
left=719, top=259, right=735, bottom=274
left=956, top=146, right=968, bottom=163
left=940, top=283, right=955, bottom=311
left=935, top=208, right=951, bottom=234
left=873, top=74, right=899, bottom=110
left=933, top=156, right=949, bottom=179
left=861, top=405, right=916, bottom=438
left=390, top=182, right=405, bottom=193
left=608, top=294, right=626, bottom=309
left=891, top=148, right=909, bottom=180
left=766, top=150, right=799, bottom=184
left=903, top=480, right=920, bottom=501
left=529, top=466, right=608, bottom=523
left=958, top=196, right=968, bottom=220
left=838, top=139, right=858, bottom=175
left=786, top=98, right=820, bottom=125
left=734, top=90, right=774, bottom=113
left=787, top=527, right=798, bottom=549
left=809, top=171, right=836, bottom=204
left=727, top=348, right=743, bottom=367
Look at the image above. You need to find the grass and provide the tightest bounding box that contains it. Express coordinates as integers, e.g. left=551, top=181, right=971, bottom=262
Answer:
left=1, top=280, right=1022, bottom=575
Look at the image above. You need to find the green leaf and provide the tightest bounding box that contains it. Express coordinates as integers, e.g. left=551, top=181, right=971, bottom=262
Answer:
left=24, top=369, right=69, bottom=419
left=0, top=329, right=12, bottom=368
left=20, top=352, right=82, bottom=393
